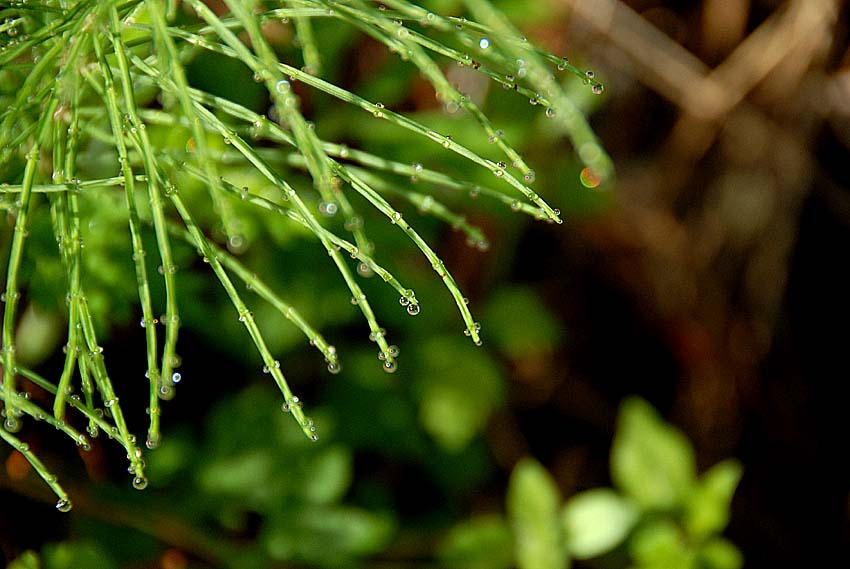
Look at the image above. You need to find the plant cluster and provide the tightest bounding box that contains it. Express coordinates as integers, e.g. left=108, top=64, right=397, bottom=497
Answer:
left=439, top=398, right=743, bottom=569
left=1, top=0, right=611, bottom=512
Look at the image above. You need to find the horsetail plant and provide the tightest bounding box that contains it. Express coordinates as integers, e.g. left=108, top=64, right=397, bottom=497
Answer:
left=0, top=0, right=611, bottom=513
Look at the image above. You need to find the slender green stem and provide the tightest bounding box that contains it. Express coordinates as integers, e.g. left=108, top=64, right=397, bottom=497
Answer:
left=0, top=427, right=72, bottom=512
left=144, top=0, right=238, bottom=243
left=107, top=4, right=180, bottom=409
left=289, top=0, right=322, bottom=75
left=128, top=50, right=402, bottom=372
left=92, top=24, right=162, bottom=449
left=167, top=188, right=319, bottom=439
left=461, top=0, right=614, bottom=183
left=2, top=97, right=56, bottom=432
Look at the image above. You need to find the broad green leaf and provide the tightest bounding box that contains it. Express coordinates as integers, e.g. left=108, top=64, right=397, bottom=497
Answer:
left=507, top=458, right=569, bottom=569
left=562, top=488, right=639, bottom=559
left=629, top=520, right=694, bottom=569
left=483, top=287, right=562, bottom=360
left=611, top=397, right=696, bottom=509
left=43, top=542, right=116, bottom=569
left=685, top=459, right=743, bottom=539
left=697, top=537, right=744, bottom=569
left=437, top=514, right=514, bottom=569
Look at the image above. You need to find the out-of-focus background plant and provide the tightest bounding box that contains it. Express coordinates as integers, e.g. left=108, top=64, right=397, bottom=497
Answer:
left=2, top=0, right=850, bottom=567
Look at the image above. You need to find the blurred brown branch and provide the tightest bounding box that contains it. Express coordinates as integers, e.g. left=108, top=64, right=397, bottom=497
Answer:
left=547, top=0, right=847, bottom=460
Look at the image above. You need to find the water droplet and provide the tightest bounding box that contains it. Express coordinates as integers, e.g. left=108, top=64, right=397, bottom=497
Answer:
left=310, top=434, right=319, bottom=442
left=510, top=201, right=522, bottom=212
left=344, top=215, right=363, bottom=231
left=357, top=262, right=374, bottom=278
left=146, top=435, right=160, bottom=449
left=545, top=107, right=556, bottom=118
left=158, top=385, right=174, bottom=400
left=592, top=82, right=604, bottom=95
left=523, top=170, right=536, bottom=183
left=373, top=102, right=385, bottom=118
left=171, top=372, right=182, bottom=384
left=383, top=360, right=398, bottom=373
left=442, top=135, right=452, bottom=148
left=4, top=417, right=20, bottom=433
left=579, top=167, right=602, bottom=188
left=406, top=303, right=420, bottom=316
left=275, top=79, right=290, bottom=94
left=399, top=296, right=410, bottom=307
left=479, top=37, right=490, bottom=49
left=318, top=201, right=338, bottom=217
left=388, top=345, right=400, bottom=357
left=585, top=70, right=595, bottom=80
left=132, top=476, right=148, bottom=490
left=327, top=361, right=341, bottom=374
left=56, top=498, right=73, bottom=512
left=104, top=398, right=118, bottom=408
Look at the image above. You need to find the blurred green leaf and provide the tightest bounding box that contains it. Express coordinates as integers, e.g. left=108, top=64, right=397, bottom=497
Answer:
left=629, top=520, right=694, bottom=569
left=8, top=551, right=40, bottom=569
left=437, top=514, right=514, bottom=569
left=42, top=541, right=115, bottom=569
left=697, top=537, right=744, bottom=569
left=300, top=445, right=353, bottom=504
left=483, top=287, right=562, bottom=360
left=684, top=459, right=743, bottom=539
left=15, top=305, right=61, bottom=366
left=264, top=506, right=395, bottom=565
left=145, top=430, right=195, bottom=486
left=197, top=450, right=274, bottom=500
left=415, top=336, right=504, bottom=451
left=611, top=397, right=696, bottom=510
left=507, top=458, right=569, bottom=569
left=562, top=488, right=639, bottom=559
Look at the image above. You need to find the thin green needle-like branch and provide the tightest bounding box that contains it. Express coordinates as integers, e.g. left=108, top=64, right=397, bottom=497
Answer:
left=91, top=25, right=162, bottom=449
left=107, top=4, right=180, bottom=409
